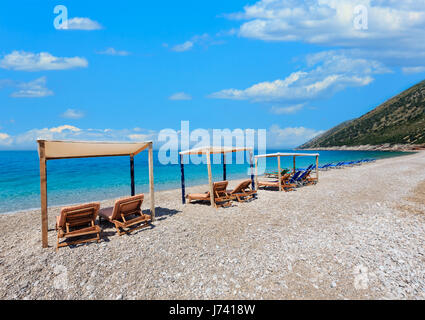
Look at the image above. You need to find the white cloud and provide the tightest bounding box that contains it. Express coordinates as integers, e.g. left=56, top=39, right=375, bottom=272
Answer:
left=61, top=109, right=85, bottom=119
left=10, top=77, right=53, bottom=98
left=128, top=134, right=149, bottom=141
left=171, top=41, right=194, bottom=52
left=216, top=28, right=238, bottom=37
left=14, top=125, right=82, bottom=146
left=231, top=0, right=425, bottom=66
left=402, top=66, right=425, bottom=74
left=0, top=133, right=12, bottom=146
left=97, top=48, right=130, bottom=56
left=235, top=1, right=425, bottom=45
left=58, top=17, right=102, bottom=30
left=0, top=124, right=323, bottom=150
left=0, top=51, right=88, bottom=71
left=3, top=126, right=157, bottom=149
left=270, top=104, right=304, bottom=114
left=267, top=125, right=324, bottom=148
left=169, top=92, right=192, bottom=101
left=169, top=33, right=222, bottom=52
left=49, top=125, right=81, bottom=133
left=210, top=52, right=386, bottom=102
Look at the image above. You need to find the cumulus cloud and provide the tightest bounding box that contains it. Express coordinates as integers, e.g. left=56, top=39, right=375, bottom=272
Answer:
left=3, top=126, right=157, bottom=149
left=0, top=133, right=12, bottom=146
left=58, top=17, right=102, bottom=30
left=61, top=109, right=85, bottom=119
left=0, top=123, right=324, bottom=150
left=128, top=134, right=150, bottom=141
left=231, top=0, right=425, bottom=66
left=170, top=33, right=223, bottom=52
left=402, top=66, right=425, bottom=74
left=267, top=124, right=324, bottom=148
left=169, top=92, right=192, bottom=100
left=171, top=41, right=194, bottom=52
left=0, top=51, right=88, bottom=71
left=97, top=48, right=131, bottom=56
left=234, top=0, right=425, bottom=46
left=210, top=52, right=387, bottom=102
left=49, top=125, right=81, bottom=133
left=10, top=77, right=53, bottom=98
left=270, top=104, right=304, bottom=114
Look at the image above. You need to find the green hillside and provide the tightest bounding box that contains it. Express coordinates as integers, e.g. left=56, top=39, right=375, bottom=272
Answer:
left=299, top=79, right=425, bottom=148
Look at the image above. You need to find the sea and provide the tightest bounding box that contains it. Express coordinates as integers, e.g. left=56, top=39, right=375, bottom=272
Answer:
left=0, top=149, right=410, bottom=214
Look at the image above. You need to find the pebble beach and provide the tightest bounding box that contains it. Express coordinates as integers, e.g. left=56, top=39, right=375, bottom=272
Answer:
left=1, top=151, right=424, bottom=300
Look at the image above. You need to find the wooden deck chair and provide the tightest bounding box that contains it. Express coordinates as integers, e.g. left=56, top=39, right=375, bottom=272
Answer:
left=304, top=170, right=318, bottom=185
left=55, top=202, right=101, bottom=251
left=264, top=168, right=290, bottom=178
left=99, top=194, right=151, bottom=236
left=186, top=181, right=232, bottom=207
left=227, top=179, right=257, bottom=202
left=258, top=173, right=296, bottom=191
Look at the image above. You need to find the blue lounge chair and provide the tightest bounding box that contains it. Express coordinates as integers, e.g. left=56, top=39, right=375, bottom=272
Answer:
left=288, top=171, right=302, bottom=184
left=329, top=162, right=344, bottom=168
left=319, top=163, right=332, bottom=170
left=297, top=164, right=314, bottom=171
left=295, top=169, right=311, bottom=186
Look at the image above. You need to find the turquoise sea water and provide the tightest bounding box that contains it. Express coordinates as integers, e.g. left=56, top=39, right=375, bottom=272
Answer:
left=0, top=150, right=409, bottom=213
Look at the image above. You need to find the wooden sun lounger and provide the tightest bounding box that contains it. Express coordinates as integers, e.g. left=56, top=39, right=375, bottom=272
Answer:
left=304, top=170, right=318, bottom=185
left=55, top=202, right=101, bottom=251
left=99, top=194, right=151, bottom=236
left=264, top=169, right=290, bottom=178
left=187, top=181, right=232, bottom=207
left=258, top=173, right=296, bottom=191
left=227, top=179, right=257, bottom=202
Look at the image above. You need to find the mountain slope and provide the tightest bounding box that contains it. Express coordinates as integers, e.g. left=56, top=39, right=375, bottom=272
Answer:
left=299, top=80, right=425, bottom=149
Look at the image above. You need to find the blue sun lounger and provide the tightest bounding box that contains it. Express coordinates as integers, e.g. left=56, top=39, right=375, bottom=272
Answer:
left=319, top=163, right=332, bottom=170
left=295, top=169, right=311, bottom=186
left=288, top=171, right=302, bottom=184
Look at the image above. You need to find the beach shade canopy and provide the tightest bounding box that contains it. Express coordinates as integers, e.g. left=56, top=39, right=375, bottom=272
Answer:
left=37, top=140, right=155, bottom=248
left=254, top=152, right=320, bottom=191
left=178, top=146, right=254, bottom=207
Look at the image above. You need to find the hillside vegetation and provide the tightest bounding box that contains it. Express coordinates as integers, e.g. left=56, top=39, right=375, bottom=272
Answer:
left=300, top=80, right=425, bottom=148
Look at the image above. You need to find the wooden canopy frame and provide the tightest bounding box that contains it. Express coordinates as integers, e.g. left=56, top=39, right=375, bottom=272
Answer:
left=179, top=147, right=254, bottom=207
left=37, top=140, right=155, bottom=248
left=254, top=152, right=320, bottom=191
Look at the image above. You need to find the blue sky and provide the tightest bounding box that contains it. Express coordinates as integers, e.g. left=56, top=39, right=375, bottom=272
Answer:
left=0, top=0, right=424, bottom=149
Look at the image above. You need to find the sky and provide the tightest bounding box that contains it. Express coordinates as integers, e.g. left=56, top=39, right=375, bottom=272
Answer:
left=0, top=0, right=425, bottom=150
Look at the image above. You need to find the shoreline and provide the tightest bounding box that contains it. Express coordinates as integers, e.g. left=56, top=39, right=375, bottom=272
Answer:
left=0, top=150, right=410, bottom=216
left=1, top=151, right=425, bottom=299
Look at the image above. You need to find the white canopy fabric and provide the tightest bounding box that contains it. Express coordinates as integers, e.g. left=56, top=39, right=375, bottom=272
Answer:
left=37, top=140, right=152, bottom=160
left=179, top=146, right=252, bottom=155
left=179, top=146, right=255, bottom=207
left=255, top=152, right=319, bottom=158
left=254, top=151, right=320, bottom=192
left=37, top=139, right=155, bottom=248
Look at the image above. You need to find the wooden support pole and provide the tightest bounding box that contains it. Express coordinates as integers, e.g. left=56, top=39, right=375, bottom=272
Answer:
left=130, top=155, right=135, bottom=196
left=180, top=154, right=186, bottom=204
left=148, top=143, right=155, bottom=221
left=293, top=156, right=296, bottom=174
left=277, top=156, right=282, bottom=191
left=255, top=157, right=258, bottom=190
left=222, top=153, right=226, bottom=181
left=316, top=155, right=319, bottom=182
left=206, top=152, right=215, bottom=207
left=38, top=141, right=48, bottom=248
left=249, top=150, right=255, bottom=190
